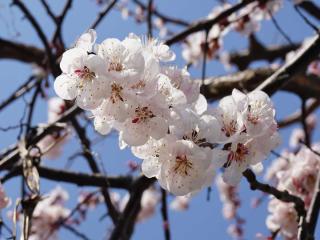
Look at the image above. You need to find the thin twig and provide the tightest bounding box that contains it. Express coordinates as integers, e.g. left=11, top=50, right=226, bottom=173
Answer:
left=70, top=117, right=119, bottom=223
left=269, top=10, right=294, bottom=45
left=89, top=0, right=118, bottom=29
left=165, top=0, right=257, bottom=46
left=301, top=98, right=311, bottom=147
left=294, top=5, right=319, bottom=33
left=160, top=189, right=170, bottom=240
left=147, top=0, right=153, bottom=38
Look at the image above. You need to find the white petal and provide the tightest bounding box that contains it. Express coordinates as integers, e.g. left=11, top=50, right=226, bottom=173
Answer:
left=148, top=117, right=168, bottom=140
left=222, top=164, right=243, bottom=186
left=141, top=159, right=161, bottom=178
left=94, top=116, right=113, bottom=135
left=54, top=74, right=77, bottom=100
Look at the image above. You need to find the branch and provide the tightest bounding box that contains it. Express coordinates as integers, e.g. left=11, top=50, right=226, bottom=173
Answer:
left=109, top=176, right=155, bottom=240
left=228, top=41, right=300, bottom=70
left=52, top=0, right=73, bottom=46
left=298, top=1, right=320, bottom=21
left=1, top=165, right=133, bottom=190
left=255, top=34, right=320, bottom=95
left=278, top=99, right=320, bottom=128
left=132, top=0, right=189, bottom=27
left=160, top=189, right=170, bottom=240
left=70, top=117, right=120, bottom=223
left=305, top=171, right=320, bottom=239
left=147, top=0, right=153, bottom=38
left=12, top=0, right=59, bottom=76
left=39, top=0, right=57, bottom=23
left=243, top=169, right=306, bottom=221
left=89, top=0, right=118, bottom=29
left=201, top=68, right=320, bottom=101
left=0, top=76, right=38, bottom=112
left=164, top=0, right=257, bottom=46
left=0, top=38, right=45, bottom=65
left=0, top=105, right=82, bottom=170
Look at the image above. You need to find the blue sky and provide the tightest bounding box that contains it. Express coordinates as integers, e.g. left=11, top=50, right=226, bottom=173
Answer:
left=0, top=0, right=319, bottom=239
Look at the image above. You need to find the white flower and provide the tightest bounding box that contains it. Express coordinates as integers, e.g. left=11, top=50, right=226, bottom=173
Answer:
left=74, top=29, right=97, bottom=52
left=254, top=0, right=283, bottom=20
left=118, top=99, right=170, bottom=146
left=92, top=57, right=160, bottom=123
left=161, top=66, right=201, bottom=104
left=98, top=37, right=145, bottom=81
left=216, top=174, right=239, bottom=220
left=27, top=186, right=70, bottom=240
left=264, top=151, right=290, bottom=183
left=170, top=109, right=220, bottom=147
left=216, top=131, right=280, bottom=186
left=233, top=9, right=260, bottom=36
left=54, top=47, right=107, bottom=110
left=158, top=140, right=215, bottom=196
left=132, top=137, right=170, bottom=178
left=182, top=32, right=205, bottom=65
left=210, top=95, right=244, bottom=143
left=233, top=89, right=276, bottom=137
left=266, top=198, right=298, bottom=239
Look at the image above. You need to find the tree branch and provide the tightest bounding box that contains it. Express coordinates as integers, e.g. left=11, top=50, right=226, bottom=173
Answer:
left=165, top=0, right=257, bottom=46
left=1, top=165, right=133, bottom=190
left=255, top=34, right=320, bottom=95
left=109, top=176, right=155, bottom=240
left=201, top=68, right=320, bottom=101
left=89, top=0, right=118, bottom=30
left=243, top=169, right=306, bottom=222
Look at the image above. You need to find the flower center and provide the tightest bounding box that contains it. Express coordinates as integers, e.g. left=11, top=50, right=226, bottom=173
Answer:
left=183, top=129, right=208, bottom=148
left=130, top=80, right=146, bottom=90
left=221, top=118, right=237, bottom=137
left=74, top=66, right=96, bottom=88
left=110, top=83, right=124, bottom=103
left=173, top=154, right=193, bottom=176
left=108, top=61, right=124, bottom=72
left=225, top=143, right=249, bottom=167
left=247, top=102, right=265, bottom=125
left=132, top=106, right=155, bottom=124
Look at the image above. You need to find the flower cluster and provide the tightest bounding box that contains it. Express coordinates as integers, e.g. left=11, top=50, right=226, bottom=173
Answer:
left=265, top=143, right=320, bottom=239
left=216, top=174, right=244, bottom=239
left=23, top=186, right=70, bottom=240
left=54, top=30, right=279, bottom=196
left=182, top=0, right=283, bottom=65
